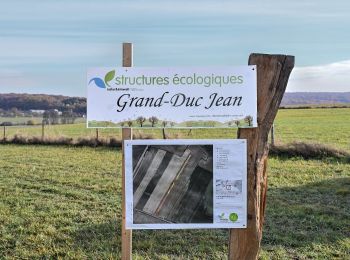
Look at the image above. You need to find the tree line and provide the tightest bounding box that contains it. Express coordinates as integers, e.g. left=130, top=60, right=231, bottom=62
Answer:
left=42, top=109, right=77, bottom=125
left=120, top=116, right=176, bottom=127
left=0, top=93, right=86, bottom=115
left=0, top=109, right=78, bottom=126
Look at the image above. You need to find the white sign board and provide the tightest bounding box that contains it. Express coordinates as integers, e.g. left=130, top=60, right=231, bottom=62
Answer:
left=124, top=139, right=247, bottom=229
left=87, top=67, right=256, bottom=128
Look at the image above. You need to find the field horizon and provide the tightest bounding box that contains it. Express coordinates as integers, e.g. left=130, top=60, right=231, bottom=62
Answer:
left=2, top=107, right=349, bottom=152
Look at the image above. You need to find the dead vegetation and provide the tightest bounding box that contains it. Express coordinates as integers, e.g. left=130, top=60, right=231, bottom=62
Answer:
left=269, top=141, right=350, bottom=160
left=0, top=132, right=158, bottom=148
left=0, top=135, right=121, bottom=148
left=1, top=134, right=349, bottom=161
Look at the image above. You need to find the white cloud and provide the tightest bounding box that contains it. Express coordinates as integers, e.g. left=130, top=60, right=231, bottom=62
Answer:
left=287, top=60, right=350, bottom=92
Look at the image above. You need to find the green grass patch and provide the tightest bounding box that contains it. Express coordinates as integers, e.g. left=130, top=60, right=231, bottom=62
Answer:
left=0, top=116, right=44, bottom=125
left=0, top=116, right=85, bottom=125
left=0, top=145, right=349, bottom=259
left=274, top=108, right=350, bottom=151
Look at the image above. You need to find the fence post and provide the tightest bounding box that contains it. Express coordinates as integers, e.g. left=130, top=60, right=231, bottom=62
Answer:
left=96, top=128, right=99, bottom=141
left=121, top=42, right=133, bottom=260
left=3, top=125, right=5, bottom=140
left=41, top=120, right=45, bottom=140
left=228, top=54, right=294, bottom=260
left=162, top=128, right=166, bottom=139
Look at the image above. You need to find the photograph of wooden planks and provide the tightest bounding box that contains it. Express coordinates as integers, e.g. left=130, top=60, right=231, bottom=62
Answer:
left=132, top=145, right=213, bottom=224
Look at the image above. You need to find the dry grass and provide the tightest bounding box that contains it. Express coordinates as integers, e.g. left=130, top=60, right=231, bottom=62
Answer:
left=132, top=132, right=156, bottom=140
left=270, top=141, right=350, bottom=160
left=2, top=134, right=350, bottom=162
left=0, top=132, right=157, bottom=148
left=0, top=135, right=122, bottom=148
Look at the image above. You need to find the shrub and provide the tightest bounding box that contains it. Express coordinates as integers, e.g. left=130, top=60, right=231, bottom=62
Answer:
left=109, top=138, right=122, bottom=147
left=1, top=122, right=13, bottom=126
left=270, top=141, right=350, bottom=159
left=27, top=120, right=36, bottom=125
left=132, top=132, right=155, bottom=140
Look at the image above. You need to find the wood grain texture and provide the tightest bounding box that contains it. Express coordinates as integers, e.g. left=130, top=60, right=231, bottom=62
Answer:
left=122, top=128, right=132, bottom=260
left=122, top=43, right=133, bottom=67
left=228, top=53, right=294, bottom=260
left=121, top=42, right=133, bottom=260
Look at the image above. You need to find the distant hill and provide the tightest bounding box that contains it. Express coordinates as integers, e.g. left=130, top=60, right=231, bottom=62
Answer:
left=282, top=92, right=350, bottom=106
left=0, top=93, right=86, bottom=114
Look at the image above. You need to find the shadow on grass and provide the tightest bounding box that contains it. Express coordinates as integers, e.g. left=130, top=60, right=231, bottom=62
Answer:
left=132, top=228, right=228, bottom=258
left=73, top=219, right=121, bottom=257
left=73, top=219, right=228, bottom=258
left=72, top=177, right=349, bottom=258
left=262, top=177, right=349, bottom=253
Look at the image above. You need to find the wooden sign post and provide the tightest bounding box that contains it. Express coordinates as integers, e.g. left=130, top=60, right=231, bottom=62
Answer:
left=118, top=45, right=294, bottom=259
left=121, top=42, right=133, bottom=260
left=229, top=54, right=294, bottom=259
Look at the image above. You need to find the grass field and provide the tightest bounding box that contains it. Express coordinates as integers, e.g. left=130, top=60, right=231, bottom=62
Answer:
left=274, top=108, right=350, bottom=151
left=2, top=108, right=350, bottom=151
left=0, top=116, right=44, bottom=125
left=0, top=145, right=349, bottom=259
left=1, top=108, right=350, bottom=259
left=0, top=116, right=85, bottom=125
left=3, top=123, right=238, bottom=142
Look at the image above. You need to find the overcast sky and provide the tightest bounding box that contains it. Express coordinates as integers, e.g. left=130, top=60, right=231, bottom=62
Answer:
left=0, top=0, right=349, bottom=96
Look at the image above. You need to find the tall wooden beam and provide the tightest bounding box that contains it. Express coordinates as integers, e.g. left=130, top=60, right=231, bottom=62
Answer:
left=228, top=54, right=295, bottom=260
left=121, top=42, right=133, bottom=260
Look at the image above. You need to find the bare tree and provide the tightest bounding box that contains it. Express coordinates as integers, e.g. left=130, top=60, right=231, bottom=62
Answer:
left=127, top=119, right=133, bottom=127
left=61, top=109, right=76, bottom=124
left=43, top=109, right=60, bottom=125
left=244, top=116, right=253, bottom=126
left=10, top=107, right=19, bottom=117
left=136, top=116, right=146, bottom=127
left=208, top=121, right=215, bottom=127
left=162, top=120, right=168, bottom=139
left=43, top=110, right=50, bottom=124
left=235, top=120, right=240, bottom=127
left=149, top=116, right=159, bottom=127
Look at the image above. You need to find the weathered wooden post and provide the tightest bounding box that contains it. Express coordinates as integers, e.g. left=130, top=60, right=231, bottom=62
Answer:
left=3, top=125, right=6, bottom=140
left=162, top=128, right=166, bottom=139
left=96, top=128, right=99, bottom=141
left=41, top=120, right=45, bottom=140
left=121, top=42, right=133, bottom=260
left=228, top=54, right=294, bottom=260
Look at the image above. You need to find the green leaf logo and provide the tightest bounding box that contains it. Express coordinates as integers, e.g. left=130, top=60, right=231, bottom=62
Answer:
left=104, top=70, right=115, bottom=87
left=229, top=213, right=238, bottom=222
